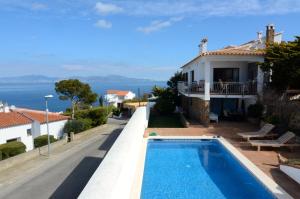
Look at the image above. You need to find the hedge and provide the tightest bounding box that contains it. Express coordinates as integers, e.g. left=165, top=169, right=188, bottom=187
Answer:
left=63, top=118, right=92, bottom=134
left=63, top=106, right=113, bottom=135
left=34, top=135, right=57, bottom=148
left=0, top=141, right=26, bottom=160
left=75, top=106, right=112, bottom=127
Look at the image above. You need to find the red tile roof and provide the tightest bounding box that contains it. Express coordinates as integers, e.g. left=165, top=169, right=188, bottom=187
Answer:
left=201, top=48, right=265, bottom=56
left=107, top=90, right=130, bottom=96
left=13, top=108, right=69, bottom=124
left=0, top=112, right=32, bottom=128
left=182, top=40, right=265, bottom=68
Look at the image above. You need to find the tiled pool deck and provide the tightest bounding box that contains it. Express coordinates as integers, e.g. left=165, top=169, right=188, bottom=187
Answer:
left=144, top=122, right=300, bottom=198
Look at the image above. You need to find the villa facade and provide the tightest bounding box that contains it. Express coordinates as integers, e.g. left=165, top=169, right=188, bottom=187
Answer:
left=104, top=90, right=136, bottom=108
left=0, top=103, right=69, bottom=151
left=178, top=24, right=283, bottom=125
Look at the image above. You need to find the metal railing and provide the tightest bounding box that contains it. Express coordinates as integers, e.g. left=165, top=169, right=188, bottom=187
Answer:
left=178, top=81, right=257, bottom=95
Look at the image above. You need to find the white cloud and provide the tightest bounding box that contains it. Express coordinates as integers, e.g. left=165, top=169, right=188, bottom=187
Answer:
left=95, top=2, right=123, bottom=15
left=31, top=3, right=47, bottom=11
left=100, top=0, right=300, bottom=17
left=94, top=19, right=112, bottom=29
left=137, top=17, right=183, bottom=34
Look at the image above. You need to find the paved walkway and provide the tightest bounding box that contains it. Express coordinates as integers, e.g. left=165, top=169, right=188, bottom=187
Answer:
left=0, top=118, right=127, bottom=199
left=145, top=121, right=300, bottom=198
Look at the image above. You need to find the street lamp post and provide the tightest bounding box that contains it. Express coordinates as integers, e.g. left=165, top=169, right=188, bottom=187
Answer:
left=45, top=95, right=53, bottom=157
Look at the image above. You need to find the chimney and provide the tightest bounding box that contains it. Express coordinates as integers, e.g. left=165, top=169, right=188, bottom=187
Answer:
left=198, top=38, right=208, bottom=54
left=266, top=24, right=275, bottom=44
left=257, top=31, right=263, bottom=43
left=3, top=102, right=10, bottom=113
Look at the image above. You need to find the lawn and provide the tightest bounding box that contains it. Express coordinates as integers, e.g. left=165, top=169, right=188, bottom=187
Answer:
left=148, top=113, right=185, bottom=128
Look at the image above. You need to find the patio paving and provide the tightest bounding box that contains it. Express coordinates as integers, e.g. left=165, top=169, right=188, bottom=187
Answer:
left=145, top=121, right=300, bottom=198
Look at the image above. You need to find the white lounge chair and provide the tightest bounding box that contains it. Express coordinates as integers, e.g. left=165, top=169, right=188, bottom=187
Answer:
left=237, top=123, right=275, bottom=141
left=250, top=131, right=297, bottom=151
left=209, top=112, right=219, bottom=123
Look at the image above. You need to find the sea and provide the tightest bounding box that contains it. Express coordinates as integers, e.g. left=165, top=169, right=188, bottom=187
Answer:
left=0, top=82, right=165, bottom=112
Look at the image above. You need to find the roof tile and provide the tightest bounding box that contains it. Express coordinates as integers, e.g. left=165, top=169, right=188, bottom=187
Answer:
left=0, top=112, right=32, bottom=128
left=107, top=90, right=130, bottom=96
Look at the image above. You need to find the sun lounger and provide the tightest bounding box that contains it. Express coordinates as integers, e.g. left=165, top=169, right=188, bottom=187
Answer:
left=209, top=112, right=218, bottom=123
left=237, top=123, right=275, bottom=141
left=249, top=131, right=298, bottom=151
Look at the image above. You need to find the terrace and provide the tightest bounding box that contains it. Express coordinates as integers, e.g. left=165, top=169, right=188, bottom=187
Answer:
left=178, top=80, right=257, bottom=96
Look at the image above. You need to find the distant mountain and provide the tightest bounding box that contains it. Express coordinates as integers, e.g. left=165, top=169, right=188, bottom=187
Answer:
left=0, top=75, right=166, bottom=85
left=0, top=75, right=58, bottom=83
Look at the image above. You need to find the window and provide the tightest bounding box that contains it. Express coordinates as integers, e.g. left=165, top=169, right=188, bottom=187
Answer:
left=27, top=129, right=32, bottom=136
left=6, top=138, right=18, bottom=143
left=183, top=72, right=188, bottom=82
left=190, top=70, right=195, bottom=82
left=247, top=63, right=258, bottom=81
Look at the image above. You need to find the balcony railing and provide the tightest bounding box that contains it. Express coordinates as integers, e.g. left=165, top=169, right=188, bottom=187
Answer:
left=178, top=81, right=257, bottom=95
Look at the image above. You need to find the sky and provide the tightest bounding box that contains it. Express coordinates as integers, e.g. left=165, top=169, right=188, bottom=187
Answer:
left=0, top=0, right=300, bottom=80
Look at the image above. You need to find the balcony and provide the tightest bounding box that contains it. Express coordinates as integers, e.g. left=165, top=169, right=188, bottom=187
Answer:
left=178, top=81, right=257, bottom=96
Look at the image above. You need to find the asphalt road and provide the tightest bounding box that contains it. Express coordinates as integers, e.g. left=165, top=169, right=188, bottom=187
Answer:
left=0, top=119, right=126, bottom=199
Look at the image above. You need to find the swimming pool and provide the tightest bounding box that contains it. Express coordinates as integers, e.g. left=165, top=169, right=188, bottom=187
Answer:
left=141, top=139, right=277, bottom=199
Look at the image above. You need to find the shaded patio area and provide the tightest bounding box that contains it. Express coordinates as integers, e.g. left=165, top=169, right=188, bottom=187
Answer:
left=145, top=121, right=300, bottom=198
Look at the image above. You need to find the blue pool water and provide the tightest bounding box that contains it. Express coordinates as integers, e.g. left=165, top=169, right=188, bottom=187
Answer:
left=141, top=139, right=275, bottom=199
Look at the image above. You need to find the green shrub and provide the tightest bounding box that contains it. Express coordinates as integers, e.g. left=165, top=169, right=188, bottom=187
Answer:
left=34, top=135, right=57, bottom=148
left=74, top=107, right=110, bottom=127
left=63, top=119, right=92, bottom=134
left=0, top=141, right=26, bottom=160
left=248, top=103, right=264, bottom=118
left=152, top=87, right=176, bottom=115
left=88, top=107, right=108, bottom=126
left=154, top=98, right=176, bottom=115
left=74, top=109, right=89, bottom=120
left=112, top=108, right=121, bottom=116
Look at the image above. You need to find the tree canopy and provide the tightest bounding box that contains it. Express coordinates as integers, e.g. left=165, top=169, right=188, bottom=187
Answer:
left=152, top=86, right=176, bottom=115
left=261, top=36, right=300, bottom=91
left=167, top=71, right=183, bottom=92
left=55, top=79, right=97, bottom=119
left=151, top=71, right=183, bottom=115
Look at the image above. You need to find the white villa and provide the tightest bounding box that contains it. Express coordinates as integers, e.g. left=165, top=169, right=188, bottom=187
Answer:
left=0, top=103, right=69, bottom=151
left=178, top=24, right=282, bottom=125
left=104, top=90, right=136, bottom=108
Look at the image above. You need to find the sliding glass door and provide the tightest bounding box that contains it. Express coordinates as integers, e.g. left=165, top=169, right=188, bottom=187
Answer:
left=213, top=68, right=239, bottom=82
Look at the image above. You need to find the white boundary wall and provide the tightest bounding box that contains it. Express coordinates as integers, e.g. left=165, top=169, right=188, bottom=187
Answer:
left=79, top=105, right=150, bottom=199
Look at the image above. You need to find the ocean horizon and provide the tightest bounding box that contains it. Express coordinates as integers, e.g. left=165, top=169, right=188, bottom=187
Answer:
left=0, top=82, right=165, bottom=112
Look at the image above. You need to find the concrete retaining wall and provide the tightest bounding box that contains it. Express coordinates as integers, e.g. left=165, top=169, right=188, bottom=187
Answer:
left=0, top=135, right=68, bottom=172
left=79, top=106, right=150, bottom=199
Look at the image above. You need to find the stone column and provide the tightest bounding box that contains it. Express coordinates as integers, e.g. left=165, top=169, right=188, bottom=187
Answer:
left=192, top=97, right=210, bottom=126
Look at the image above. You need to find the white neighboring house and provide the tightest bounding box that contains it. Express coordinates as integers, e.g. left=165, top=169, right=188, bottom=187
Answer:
left=104, top=90, right=136, bottom=108
left=178, top=24, right=283, bottom=124
left=0, top=103, right=69, bottom=151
